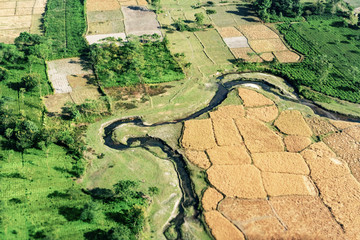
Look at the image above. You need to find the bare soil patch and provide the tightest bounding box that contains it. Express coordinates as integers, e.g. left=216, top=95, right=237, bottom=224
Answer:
left=0, top=29, right=27, bottom=44
left=206, top=145, right=251, bottom=165
left=270, top=196, right=345, bottom=239
left=211, top=118, right=242, bottom=146
left=217, top=27, right=243, bottom=38
left=305, top=116, right=337, bottom=136
left=249, top=39, right=288, bottom=53
left=86, top=33, right=127, bottom=45
left=273, top=50, right=300, bottom=63
left=184, top=150, right=211, bottom=169
left=209, top=105, right=245, bottom=120
left=274, top=110, right=313, bottom=137
left=237, top=24, right=279, bottom=40
left=0, top=2, right=16, bottom=8
left=253, top=152, right=309, bottom=175
left=284, top=135, right=312, bottom=152
left=262, top=172, right=316, bottom=197
left=235, top=118, right=284, bottom=153
left=204, top=211, right=245, bottom=240
left=182, top=119, right=216, bottom=150
left=0, top=9, right=15, bottom=16
left=238, top=88, right=274, bottom=107
left=0, top=15, right=32, bottom=30
left=207, top=164, right=267, bottom=198
left=219, top=197, right=285, bottom=238
left=43, top=93, right=72, bottom=113
left=246, top=105, right=278, bottom=122
left=202, top=188, right=223, bottom=211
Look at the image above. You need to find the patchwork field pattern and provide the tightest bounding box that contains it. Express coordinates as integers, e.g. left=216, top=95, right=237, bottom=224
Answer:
left=44, top=58, right=101, bottom=113
left=0, top=0, right=46, bottom=43
left=181, top=88, right=360, bottom=239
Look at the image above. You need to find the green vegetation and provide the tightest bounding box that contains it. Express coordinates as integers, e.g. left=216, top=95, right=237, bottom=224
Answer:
left=90, top=37, right=185, bottom=87
left=254, top=0, right=303, bottom=21
left=275, top=15, right=360, bottom=103
left=44, top=0, right=88, bottom=59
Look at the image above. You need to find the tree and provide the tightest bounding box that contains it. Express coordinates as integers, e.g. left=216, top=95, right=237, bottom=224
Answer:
left=14, top=119, right=40, bottom=151
left=21, top=73, right=40, bottom=91
left=28, top=55, right=42, bottom=73
left=194, top=13, right=205, bottom=25
left=0, top=66, right=9, bottom=81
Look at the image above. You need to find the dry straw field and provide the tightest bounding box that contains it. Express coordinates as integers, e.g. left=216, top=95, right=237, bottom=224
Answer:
left=181, top=87, right=360, bottom=239
left=0, top=0, right=46, bottom=42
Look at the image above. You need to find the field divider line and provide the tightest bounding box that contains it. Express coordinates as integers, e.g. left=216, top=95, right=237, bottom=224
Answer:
left=193, top=32, right=216, bottom=64
left=219, top=211, right=249, bottom=240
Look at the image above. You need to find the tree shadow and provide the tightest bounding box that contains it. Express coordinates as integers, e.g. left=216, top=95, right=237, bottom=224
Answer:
left=58, top=206, right=83, bottom=221
left=7, top=81, right=22, bottom=91
left=226, top=5, right=260, bottom=23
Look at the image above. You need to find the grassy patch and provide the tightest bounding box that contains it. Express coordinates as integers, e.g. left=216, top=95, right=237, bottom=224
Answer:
left=44, top=0, right=88, bottom=59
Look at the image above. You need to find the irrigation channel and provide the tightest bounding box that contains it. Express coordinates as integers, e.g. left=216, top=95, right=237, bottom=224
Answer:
left=102, top=73, right=360, bottom=239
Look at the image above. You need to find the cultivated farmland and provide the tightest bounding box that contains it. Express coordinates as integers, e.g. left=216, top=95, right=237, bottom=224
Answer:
left=0, top=0, right=46, bottom=43
left=181, top=87, right=360, bottom=239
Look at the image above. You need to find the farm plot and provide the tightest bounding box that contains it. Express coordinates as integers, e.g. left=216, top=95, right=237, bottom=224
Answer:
left=44, top=58, right=101, bottom=113
left=122, top=6, right=162, bottom=37
left=181, top=87, right=360, bottom=240
left=85, top=0, right=127, bottom=44
left=0, top=0, right=46, bottom=43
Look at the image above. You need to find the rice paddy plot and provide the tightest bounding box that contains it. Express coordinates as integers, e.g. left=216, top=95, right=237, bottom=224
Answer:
left=273, top=50, right=300, bottom=63
left=87, top=10, right=125, bottom=35
left=122, top=6, right=162, bottom=37
left=223, top=36, right=249, bottom=48
left=217, top=27, right=243, bottom=38
left=0, top=0, right=46, bottom=43
left=86, top=0, right=121, bottom=11
left=237, top=24, right=279, bottom=40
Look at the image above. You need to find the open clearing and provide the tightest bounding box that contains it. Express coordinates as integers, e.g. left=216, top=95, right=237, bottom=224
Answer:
left=44, top=58, right=102, bottom=113
left=181, top=87, right=360, bottom=239
left=0, top=0, right=46, bottom=43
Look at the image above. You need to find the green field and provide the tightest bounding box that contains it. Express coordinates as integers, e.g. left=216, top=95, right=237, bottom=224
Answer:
left=44, top=0, right=88, bottom=59
left=275, top=15, right=360, bottom=103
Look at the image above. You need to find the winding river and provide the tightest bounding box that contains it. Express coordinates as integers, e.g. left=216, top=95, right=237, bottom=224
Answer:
left=101, top=73, right=359, bottom=239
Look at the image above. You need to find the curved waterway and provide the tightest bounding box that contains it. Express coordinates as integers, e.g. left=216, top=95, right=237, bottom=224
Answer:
left=102, top=73, right=360, bottom=239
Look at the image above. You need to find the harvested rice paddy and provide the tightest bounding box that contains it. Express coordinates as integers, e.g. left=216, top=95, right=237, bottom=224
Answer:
left=0, top=2, right=45, bottom=43
left=180, top=87, right=360, bottom=239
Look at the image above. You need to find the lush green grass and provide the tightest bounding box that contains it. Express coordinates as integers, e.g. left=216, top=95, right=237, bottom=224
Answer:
left=44, top=0, right=88, bottom=59
left=275, top=15, right=360, bottom=103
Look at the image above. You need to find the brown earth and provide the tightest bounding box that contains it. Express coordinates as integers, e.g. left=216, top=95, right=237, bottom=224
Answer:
left=305, top=116, right=337, bottom=136
left=274, top=110, right=313, bottom=137
left=284, top=135, right=312, bottom=152
left=252, top=152, right=309, bottom=175
left=270, top=196, right=345, bottom=239
left=344, top=125, right=360, bottom=142
left=211, top=118, right=243, bottom=146
left=235, top=118, right=284, bottom=153
left=207, top=165, right=267, bottom=198
left=238, top=88, right=274, bottom=107
left=246, top=105, right=278, bottom=122
left=181, top=119, right=217, bottom=150
left=209, top=105, right=245, bottom=120
left=184, top=150, right=211, bottom=169
left=206, top=145, right=251, bottom=165
left=219, top=198, right=286, bottom=238
left=202, top=187, right=223, bottom=211
left=204, top=211, right=245, bottom=240
left=87, top=0, right=121, bottom=11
